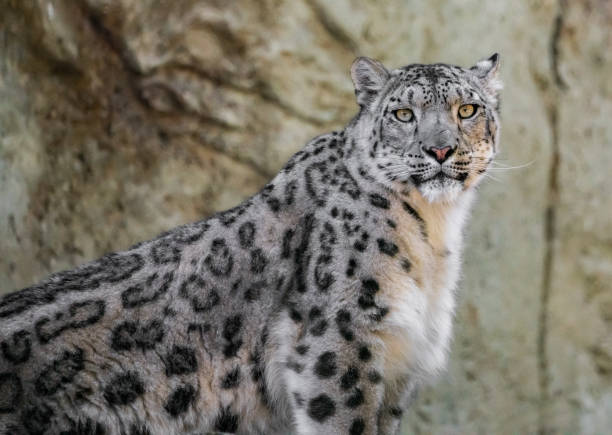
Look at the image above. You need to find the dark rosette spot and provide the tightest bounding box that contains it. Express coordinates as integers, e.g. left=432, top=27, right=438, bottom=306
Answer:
left=307, top=394, right=336, bottom=423
left=314, top=351, right=337, bottom=378
left=35, top=348, right=84, bottom=396
left=122, top=271, right=174, bottom=309
left=340, top=366, right=360, bottom=391
left=104, top=371, right=145, bottom=406
left=349, top=418, right=366, bottom=435
left=21, top=404, right=54, bottom=434
left=36, top=299, right=106, bottom=344
left=346, top=388, right=365, bottom=408
left=164, top=384, right=196, bottom=417
left=1, top=330, right=31, bottom=364
left=0, top=372, right=22, bottom=412
left=165, top=346, right=198, bottom=376
left=221, top=367, right=241, bottom=389
left=237, top=221, right=256, bottom=249
left=377, top=238, right=399, bottom=257
left=205, top=238, right=234, bottom=276
left=214, top=406, right=239, bottom=433
left=250, top=248, right=268, bottom=274
left=368, top=193, right=390, bottom=209
left=111, top=319, right=164, bottom=351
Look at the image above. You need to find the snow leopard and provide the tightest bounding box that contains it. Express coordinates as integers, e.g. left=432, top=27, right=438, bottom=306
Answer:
left=0, top=53, right=502, bottom=435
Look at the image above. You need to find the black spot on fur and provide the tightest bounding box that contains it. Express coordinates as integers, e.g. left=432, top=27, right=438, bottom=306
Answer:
left=249, top=349, right=263, bottom=381
left=111, top=319, right=164, bottom=351
left=165, top=346, right=198, bottom=376
left=35, top=348, right=84, bottom=396
left=164, top=384, right=196, bottom=417
left=218, top=201, right=252, bottom=227
left=294, top=214, right=316, bottom=293
left=21, top=403, right=54, bottom=434
left=362, top=278, right=379, bottom=294
left=250, top=248, right=268, bottom=274
left=305, top=161, right=331, bottom=207
left=309, top=306, right=322, bottom=319
left=358, top=345, right=372, bottom=362
left=377, top=238, right=399, bottom=257
left=289, top=307, right=303, bottom=323
left=340, top=366, right=360, bottom=391
left=336, top=309, right=354, bottom=341
left=400, top=258, right=412, bottom=272
left=296, top=344, right=309, bottom=355
left=367, top=370, right=382, bottom=383
left=35, top=299, right=106, bottom=344
left=314, top=254, right=334, bottom=292
left=224, top=315, right=242, bottom=340
left=281, top=229, right=295, bottom=259
left=353, top=240, right=367, bottom=252
left=284, top=179, right=298, bottom=206
left=349, top=418, right=366, bottom=435
left=369, top=306, right=389, bottom=322
left=314, top=351, right=337, bottom=378
left=214, top=406, right=239, bottom=433
left=346, top=388, right=365, bottom=408
left=308, top=394, right=336, bottom=423
left=267, top=197, right=281, bottom=212
left=104, top=371, right=145, bottom=406
left=358, top=294, right=376, bottom=310
left=179, top=275, right=220, bottom=312
left=346, top=257, right=357, bottom=277
left=224, top=339, right=243, bottom=358
left=310, top=319, right=328, bottom=336
left=237, top=221, right=256, bottom=249
left=368, top=193, right=390, bottom=209
left=205, top=238, right=234, bottom=276
left=389, top=406, right=404, bottom=418
left=244, top=280, right=266, bottom=302
left=122, top=271, right=174, bottom=309
left=221, top=367, right=241, bottom=389
left=151, top=239, right=181, bottom=264
left=386, top=218, right=397, bottom=229
left=402, top=201, right=427, bottom=238
left=1, top=330, right=31, bottom=364
left=286, top=360, right=304, bottom=373
left=223, top=315, right=243, bottom=358
left=0, top=372, right=22, bottom=412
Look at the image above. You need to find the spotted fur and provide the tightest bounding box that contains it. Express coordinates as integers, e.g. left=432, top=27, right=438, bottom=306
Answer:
left=0, top=54, right=501, bottom=434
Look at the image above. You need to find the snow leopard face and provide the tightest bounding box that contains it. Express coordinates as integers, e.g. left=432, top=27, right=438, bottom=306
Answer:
left=350, top=54, right=502, bottom=202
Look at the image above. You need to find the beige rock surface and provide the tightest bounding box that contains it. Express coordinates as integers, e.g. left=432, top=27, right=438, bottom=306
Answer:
left=1, top=0, right=610, bottom=433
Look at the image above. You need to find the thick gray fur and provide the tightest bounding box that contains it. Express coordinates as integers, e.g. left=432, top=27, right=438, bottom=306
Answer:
left=0, top=54, right=501, bottom=435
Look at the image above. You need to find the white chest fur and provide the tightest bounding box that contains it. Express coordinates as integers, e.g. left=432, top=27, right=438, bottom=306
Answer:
left=376, top=191, right=475, bottom=384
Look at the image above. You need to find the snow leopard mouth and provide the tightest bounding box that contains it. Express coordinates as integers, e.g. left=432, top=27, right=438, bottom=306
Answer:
left=411, top=170, right=468, bottom=186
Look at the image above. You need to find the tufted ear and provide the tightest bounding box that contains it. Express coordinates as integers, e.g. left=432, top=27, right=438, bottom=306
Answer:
left=470, top=53, right=502, bottom=100
left=351, top=57, right=390, bottom=107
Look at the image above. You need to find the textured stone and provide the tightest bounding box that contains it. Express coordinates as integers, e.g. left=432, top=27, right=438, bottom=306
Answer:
left=0, top=0, right=610, bottom=433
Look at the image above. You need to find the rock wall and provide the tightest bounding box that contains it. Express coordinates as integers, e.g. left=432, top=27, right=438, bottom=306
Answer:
left=1, top=0, right=610, bottom=433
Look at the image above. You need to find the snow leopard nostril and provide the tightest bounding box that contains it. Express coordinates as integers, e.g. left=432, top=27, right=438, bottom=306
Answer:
left=424, top=145, right=455, bottom=164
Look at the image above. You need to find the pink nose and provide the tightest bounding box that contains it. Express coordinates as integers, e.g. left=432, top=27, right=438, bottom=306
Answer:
left=425, top=145, right=454, bottom=163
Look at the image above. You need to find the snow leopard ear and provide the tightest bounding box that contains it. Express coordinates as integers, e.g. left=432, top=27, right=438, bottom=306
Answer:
left=351, top=57, right=390, bottom=107
left=470, top=53, right=502, bottom=101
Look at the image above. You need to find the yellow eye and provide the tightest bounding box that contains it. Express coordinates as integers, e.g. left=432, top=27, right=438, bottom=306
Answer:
left=458, top=104, right=477, bottom=119
left=394, top=108, right=414, bottom=122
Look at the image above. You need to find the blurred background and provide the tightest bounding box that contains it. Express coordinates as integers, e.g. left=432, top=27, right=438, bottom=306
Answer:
left=0, top=0, right=610, bottom=433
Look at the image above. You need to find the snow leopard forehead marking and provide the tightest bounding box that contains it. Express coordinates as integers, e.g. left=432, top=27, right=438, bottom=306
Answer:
left=381, top=64, right=491, bottom=110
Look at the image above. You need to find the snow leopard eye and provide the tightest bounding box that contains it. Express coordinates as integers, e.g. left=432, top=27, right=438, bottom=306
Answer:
left=393, top=108, right=414, bottom=122
left=458, top=104, right=477, bottom=119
